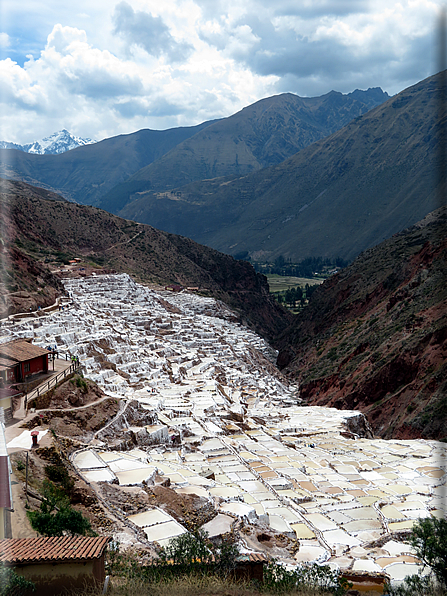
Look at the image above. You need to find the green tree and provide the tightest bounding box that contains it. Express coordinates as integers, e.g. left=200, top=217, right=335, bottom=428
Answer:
left=409, top=517, right=447, bottom=588
left=158, top=530, right=239, bottom=579
left=160, top=530, right=211, bottom=566
left=27, top=480, right=93, bottom=537
left=274, top=255, right=285, bottom=270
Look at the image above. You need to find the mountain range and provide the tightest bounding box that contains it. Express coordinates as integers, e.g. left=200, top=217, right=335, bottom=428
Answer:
left=0, top=87, right=388, bottom=213
left=0, top=129, right=96, bottom=155
left=0, top=121, right=217, bottom=207
left=113, top=72, right=442, bottom=263
left=2, top=74, right=438, bottom=265
left=99, top=87, right=389, bottom=213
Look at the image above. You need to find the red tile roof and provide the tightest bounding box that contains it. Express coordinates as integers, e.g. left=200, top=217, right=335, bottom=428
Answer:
left=0, top=388, right=22, bottom=399
left=0, top=536, right=110, bottom=564
left=0, top=340, right=49, bottom=364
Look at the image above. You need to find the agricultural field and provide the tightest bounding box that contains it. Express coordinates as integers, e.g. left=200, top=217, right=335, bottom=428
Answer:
left=266, top=275, right=323, bottom=294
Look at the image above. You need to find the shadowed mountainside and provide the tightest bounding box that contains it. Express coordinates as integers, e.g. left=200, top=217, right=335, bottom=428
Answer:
left=116, top=72, right=442, bottom=263
left=0, top=178, right=291, bottom=340
left=99, top=88, right=388, bottom=214
left=0, top=88, right=387, bottom=213
left=275, top=208, right=447, bottom=441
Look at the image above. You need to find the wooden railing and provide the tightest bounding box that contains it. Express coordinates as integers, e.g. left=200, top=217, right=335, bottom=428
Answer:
left=25, top=361, right=82, bottom=409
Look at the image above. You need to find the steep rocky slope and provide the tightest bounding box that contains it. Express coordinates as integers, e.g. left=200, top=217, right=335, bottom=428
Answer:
left=117, top=72, right=442, bottom=262
left=0, top=181, right=66, bottom=315
left=0, top=178, right=291, bottom=339
left=276, top=208, right=447, bottom=440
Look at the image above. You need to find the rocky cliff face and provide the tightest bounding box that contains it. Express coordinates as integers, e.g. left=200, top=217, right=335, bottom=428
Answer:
left=276, top=208, right=447, bottom=440
left=0, top=180, right=66, bottom=316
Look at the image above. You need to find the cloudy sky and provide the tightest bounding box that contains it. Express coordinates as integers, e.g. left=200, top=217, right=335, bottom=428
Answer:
left=0, top=0, right=444, bottom=144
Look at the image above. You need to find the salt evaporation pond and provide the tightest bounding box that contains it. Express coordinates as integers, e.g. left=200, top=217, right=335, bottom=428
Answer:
left=2, top=273, right=445, bottom=584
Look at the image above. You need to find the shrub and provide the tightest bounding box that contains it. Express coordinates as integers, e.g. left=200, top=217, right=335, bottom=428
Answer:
left=160, top=530, right=212, bottom=567
left=384, top=574, right=443, bottom=596
left=157, top=530, right=239, bottom=579
left=408, top=517, right=447, bottom=588
left=70, top=374, right=88, bottom=393
left=44, top=464, right=74, bottom=493
left=0, top=565, right=35, bottom=596
left=26, top=480, right=93, bottom=537
left=263, top=561, right=351, bottom=595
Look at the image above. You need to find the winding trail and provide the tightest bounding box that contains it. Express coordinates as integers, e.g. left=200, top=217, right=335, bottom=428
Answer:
left=105, top=228, right=144, bottom=252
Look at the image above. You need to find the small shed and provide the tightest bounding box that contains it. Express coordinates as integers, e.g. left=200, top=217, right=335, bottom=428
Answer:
left=0, top=339, right=49, bottom=384
left=0, top=535, right=110, bottom=596
left=234, top=552, right=266, bottom=582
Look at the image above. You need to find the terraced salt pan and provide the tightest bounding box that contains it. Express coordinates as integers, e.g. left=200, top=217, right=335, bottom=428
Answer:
left=220, top=502, right=257, bottom=520
left=128, top=509, right=172, bottom=527
left=83, top=469, right=116, bottom=483
left=4, top=274, right=445, bottom=579
left=73, top=450, right=107, bottom=469
left=385, top=562, right=430, bottom=582
left=202, top=514, right=234, bottom=537
left=175, top=486, right=209, bottom=498
left=115, top=467, right=157, bottom=485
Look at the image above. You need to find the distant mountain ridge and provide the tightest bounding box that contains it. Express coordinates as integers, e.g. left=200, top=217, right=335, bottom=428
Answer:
left=0, top=121, right=217, bottom=205
left=99, top=87, right=389, bottom=214
left=114, top=72, right=441, bottom=263
left=0, top=129, right=96, bottom=155
left=0, top=87, right=388, bottom=208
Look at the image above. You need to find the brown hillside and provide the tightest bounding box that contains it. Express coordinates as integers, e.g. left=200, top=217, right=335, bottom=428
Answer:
left=117, top=72, right=442, bottom=263
left=0, top=178, right=291, bottom=340
left=276, top=208, right=447, bottom=441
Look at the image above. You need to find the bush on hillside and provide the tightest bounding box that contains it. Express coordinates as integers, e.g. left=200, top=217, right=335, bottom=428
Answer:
left=263, top=561, right=351, bottom=595
left=26, top=479, right=93, bottom=537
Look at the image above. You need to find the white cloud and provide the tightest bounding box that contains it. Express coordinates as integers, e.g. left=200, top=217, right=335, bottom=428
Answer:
left=0, top=33, right=10, bottom=48
left=112, top=2, right=193, bottom=61
left=0, top=0, right=444, bottom=144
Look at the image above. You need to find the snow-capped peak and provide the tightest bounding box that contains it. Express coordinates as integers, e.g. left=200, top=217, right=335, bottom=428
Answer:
left=0, top=130, right=97, bottom=155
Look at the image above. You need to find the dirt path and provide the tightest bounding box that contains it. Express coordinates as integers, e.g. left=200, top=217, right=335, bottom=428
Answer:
left=5, top=391, right=114, bottom=450
left=10, top=470, right=40, bottom=539
left=105, top=228, right=143, bottom=251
